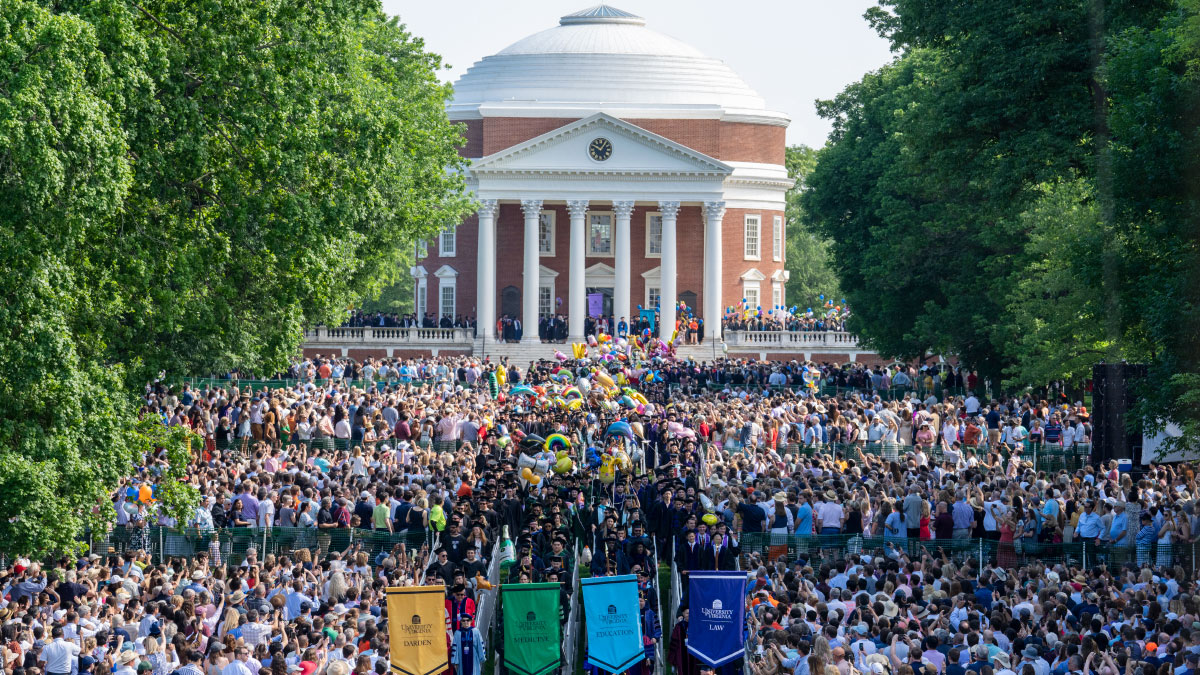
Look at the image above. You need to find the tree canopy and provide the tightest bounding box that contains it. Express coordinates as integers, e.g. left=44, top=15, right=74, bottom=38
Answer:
left=805, top=0, right=1200, bottom=453
left=0, top=0, right=472, bottom=555
left=783, top=145, right=840, bottom=307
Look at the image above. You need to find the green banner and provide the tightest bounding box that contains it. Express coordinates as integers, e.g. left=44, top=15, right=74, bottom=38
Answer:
left=502, top=583, right=562, bottom=675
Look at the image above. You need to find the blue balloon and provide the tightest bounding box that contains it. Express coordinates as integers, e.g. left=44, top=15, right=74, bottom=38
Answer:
left=756, top=305, right=761, bottom=310
left=819, top=294, right=824, bottom=300
left=742, top=298, right=747, bottom=303
left=637, top=304, right=642, bottom=310
left=767, top=310, right=773, bottom=314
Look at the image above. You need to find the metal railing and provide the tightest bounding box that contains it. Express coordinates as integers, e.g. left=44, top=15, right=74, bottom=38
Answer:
left=697, top=440, right=1091, bottom=475
left=91, top=525, right=435, bottom=566
left=667, top=536, right=682, bottom=664
left=734, top=532, right=1184, bottom=571
left=475, top=538, right=502, bottom=648
left=177, top=376, right=477, bottom=391
left=563, top=539, right=583, bottom=675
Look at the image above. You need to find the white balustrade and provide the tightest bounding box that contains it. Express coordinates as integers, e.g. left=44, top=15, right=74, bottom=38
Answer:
left=301, top=326, right=472, bottom=346
left=725, top=330, right=859, bottom=350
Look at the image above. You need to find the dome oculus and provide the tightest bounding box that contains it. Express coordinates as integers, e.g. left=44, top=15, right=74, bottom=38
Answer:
left=588, top=137, right=613, bottom=161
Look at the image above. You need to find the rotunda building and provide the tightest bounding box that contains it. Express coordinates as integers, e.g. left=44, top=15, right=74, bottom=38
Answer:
left=416, top=4, right=792, bottom=344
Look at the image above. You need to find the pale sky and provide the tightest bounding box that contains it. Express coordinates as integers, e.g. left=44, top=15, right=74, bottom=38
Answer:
left=384, top=0, right=897, bottom=149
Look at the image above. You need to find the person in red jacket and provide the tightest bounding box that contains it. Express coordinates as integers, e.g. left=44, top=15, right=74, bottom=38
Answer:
left=445, top=584, right=476, bottom=632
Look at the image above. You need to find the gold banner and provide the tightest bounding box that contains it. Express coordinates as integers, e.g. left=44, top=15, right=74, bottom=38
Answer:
left=387, top=586, right=448, bottom=675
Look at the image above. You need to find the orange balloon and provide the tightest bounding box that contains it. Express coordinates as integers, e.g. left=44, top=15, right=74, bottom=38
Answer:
left=138, top=485, right=153, bottom=503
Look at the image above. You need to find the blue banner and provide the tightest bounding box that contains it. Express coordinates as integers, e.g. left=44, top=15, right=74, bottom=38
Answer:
left=687, top=571, right=747, bottom=667
left=581, top=575, right=644, bottom=673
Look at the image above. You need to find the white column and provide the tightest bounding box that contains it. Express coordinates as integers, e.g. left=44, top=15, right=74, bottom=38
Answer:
left=567, top=200, right=589, bottom=341
left=703, top=200, right=726, bottom=345
left=658, top=200, right=680, bottom=342
left=520, top=199, right=543, bottom=344
left=612, top=201, right=635, bottom=329
left=476, top=199, right=499, bottom=341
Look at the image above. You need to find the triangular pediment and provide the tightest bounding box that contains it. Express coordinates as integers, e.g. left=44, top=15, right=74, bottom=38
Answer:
left=471, top=113, right=732, bottom=177
left=586, top=262, right=616, bottom=276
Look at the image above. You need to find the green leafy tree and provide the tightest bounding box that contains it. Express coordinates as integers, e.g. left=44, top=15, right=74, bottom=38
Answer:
left=783, top=145, right=840, bottom=307
left=0, top=0, right=472, bottom=555
left=806, top=0, right=1171, bottom=382
left=1106, top=5, right=1200, bottom=455
left=1003, top=178, right=1150, bottom=388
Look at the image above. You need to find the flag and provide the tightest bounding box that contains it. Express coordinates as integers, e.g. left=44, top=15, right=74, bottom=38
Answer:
left=581, top=575, right=643, bottom=673
left=387, top=586, right=448, bottom=675
left=502, top=583, right=562, bottom=675
left=687, top=571, right=747, bottom=667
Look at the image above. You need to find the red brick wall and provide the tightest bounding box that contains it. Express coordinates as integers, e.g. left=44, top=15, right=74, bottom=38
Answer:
left=482, top=118, right=575, bottom=156
left=468, top=116, right=783, bottom=164
left=627, top=119, right=720, bottom=157
left=457, top=119, right=483, bottom=158
left=417, top=212, right=479, bottom=320
left=764, top=353, right=824, bottom=362
left=720, top=207, right=786, bottom=315
left=345, top=348, right=471, bottom=360
left=717, top=122, right=786, bottom=165
left=474, top=204, right=787, bottom=325
left=494, top=203, right=526, bottom=317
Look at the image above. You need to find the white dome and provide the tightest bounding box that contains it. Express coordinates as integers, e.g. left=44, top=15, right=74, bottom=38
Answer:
left=448, top=5, right=783, bottom=121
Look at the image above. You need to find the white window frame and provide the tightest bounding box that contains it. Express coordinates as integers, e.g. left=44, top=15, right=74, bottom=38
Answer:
left=416, top=278, right=427, bottom=316
left=744, top=214, right=761, bottom=261
left=773, top=216, right=783, bottom=262
left=416, top=239, right=428, bottom=260
left=538, top=210, right=556, bottom=256
left=539, top=285, right=554, bottom=318
left=646, top=286, right=661, bottom=311
left=645, top=212, right=663, bottom=258
left=587, top=211, right=614, bottom=257
left=772, top=282, right=783, bottom=312
left=439, top=228, right=456, bottom=257
left=440, top=283, right=456, bottom=319
left=743, top=282, right=760, bottom=311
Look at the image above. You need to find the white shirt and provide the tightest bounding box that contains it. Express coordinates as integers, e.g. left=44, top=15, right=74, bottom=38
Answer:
left=40, top=638, right=81, bottom=673
left=221, top=659, right=254, bottom=675
left=816, top=501, right=844, bottom=529
left=965, top=396, right=980, bottom=414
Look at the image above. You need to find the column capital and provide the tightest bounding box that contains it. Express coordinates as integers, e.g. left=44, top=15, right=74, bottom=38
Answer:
left=566, top=200, right=590, bottom=218
left=477, top=199, right=499, bottom=220
left=657, top=200, right=681, bottom=218
left=520, top=199, right=543, bottom=217
left=612, top=200, right=636, bottom=218
left=703, top=200, right=726, bottom=221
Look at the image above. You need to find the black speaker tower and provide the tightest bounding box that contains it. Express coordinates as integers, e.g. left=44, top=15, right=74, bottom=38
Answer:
left=1091, top=363, right=1147, bottom=464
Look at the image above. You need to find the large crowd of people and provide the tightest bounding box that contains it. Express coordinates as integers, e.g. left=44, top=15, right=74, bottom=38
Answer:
left=3, top=352, right=1193, bottom=675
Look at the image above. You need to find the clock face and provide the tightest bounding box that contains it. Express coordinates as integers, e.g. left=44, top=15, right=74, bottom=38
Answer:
left=588, top=137, right=613, bottom=162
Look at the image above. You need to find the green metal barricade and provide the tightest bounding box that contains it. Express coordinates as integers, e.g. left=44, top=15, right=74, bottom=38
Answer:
left=89, top=526, right=433, bottom=567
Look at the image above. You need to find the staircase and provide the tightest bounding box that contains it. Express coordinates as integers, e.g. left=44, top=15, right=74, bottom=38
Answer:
left=472, top=339, right=563, bottom=365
